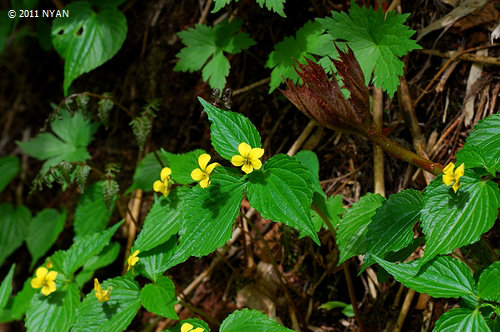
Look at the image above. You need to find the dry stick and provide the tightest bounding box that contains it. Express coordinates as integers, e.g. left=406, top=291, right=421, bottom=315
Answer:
left=197, top=0, right=213, bottom=25
left=232, top=77, right=271, bottom=97
left=373, top=86, right=385, bottom=197
left=419, top=49, right=500, bottom=66
left=287, top=120, right=317, bottom=156
left=392, top=289, right=416, bottom=332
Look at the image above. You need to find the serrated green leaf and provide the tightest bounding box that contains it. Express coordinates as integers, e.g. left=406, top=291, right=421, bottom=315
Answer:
left=25, top=282, right=79, bottom=332
left=139, top=237, right=177, bottom=281
left=318, top=301, right=348, bottom=310
left=175, top=169, right=245, bottom=258
left=363, top=189, right=423, bottom=268
left=9, top=277, right=38, bottom=321
left=75, top=242, right=121, bottom=287
left=457, top=114, right=500, bottom=175
left=17, top=110, right=99, bottom=174
left=294, top=150, right=325, bottom=198
left=102, top=179, right=119, bottom=211
left=74, top=181, right=115, bottom=238
left=140, top=276, right=178, bottom=319
left=479, top=261, right=500, bottom=301
left=0, top=264, right=15, bottom=313
left=337, top=193, right=385, bottom=264
left=420, top=171, right=500, bottom=266
left=374, top=256, right=475, bottom=298
left=307, top=195, right=344, bottom=238
left=133, top=187, right=188, bottom=251
left=0, top=156, right=19, bottom=193
left=220, top=308, right=293, bottom=331
left=175, top=19, right=255, bottom=91
left=51, top=1, right=127, bottom=95
left=97, top=93, right=113, bottom=129
left=73, top=276, right=140, bottom=332
left=266, top=21, right=335, bottom=92
left=318, top=4, right=421, bottom=96
left=129, top=113, right=151, bottom=151
left=0, top=203, right=30, bottom=266
left=76, top=164, right=91, bottom=193
left=200, top=97, right=261, bottom=160
left=247, top=154, right=319, bottom=244
left=167, top=318, right=210, bottom=332
left=213, top=0, right=286, bottom=17
left=26, top=208, right=66, bottom=269
left=62, top=221, right=122, bottom=276
left=434, top=308, right=490, bottom=332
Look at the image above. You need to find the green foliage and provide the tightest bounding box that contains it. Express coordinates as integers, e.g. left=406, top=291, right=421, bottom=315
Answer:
left=295, top=150, right=326, bottom=199
left=420, top=170, right=500, bottom=266
left=76, top=164, right=91, bottom=193
left=129, top=100, right=159, bottom=151
left=139, top=276, right=178, bottom=319
left=266, top=21, right=336, bottom=92
left=309, top=195, right=344, bottom=236
left=139, top=238, right=177, bottom=281
left=213, top=0, right=287, bottom=17
left=318, top=301, right=354, bottom=317
left=220, top=308, right=294, bottom=331
left=75, top=242, right=120, bottom=287
left=0, top=203, right=30, bottom=267
left=174, top=19, right=255, bottom=91
left=317, top=3, right=421, bottom=96
left=168, top=318, right=210, bottom=332
left=0, top=277, right=37, bottom=322
left=17, top=110, right=99, bottom=175
left=102, top=178, right=119, bottom=211
left=0, top=264, right=15, bottom=315
left=433, top=308, right=490, bottom=332
left=26, top=208, right=66, bottom=269
left=200, top=97, right=261, bottom=160
left=0, top=156, right=20, bottom=193
left=479, top=261, right=500, bottom=301
left=97, top=93, right=114, bottom=129
left=247, top=154, right=320, bottom=244
left=51, top=1, right=127, bottom=95
left=457, top=113, right=500, bottom=175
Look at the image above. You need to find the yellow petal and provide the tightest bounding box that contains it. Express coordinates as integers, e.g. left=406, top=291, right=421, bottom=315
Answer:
left=192, top=328, right=204, bottom=332
left=443, top=174, right=454, bottom=186
left=45, top=270, right=58, bottom=282
left=238, top=142, right=251, bottom=157
left=443, top=162, right=455, bottom=175
left=94, top=278, right=102, bottom=291
left=132, top=250, right=140, bottom=257
left=191, top=168, right=205, bottom=181
left=248, top=147, right=264, bottom=159
left=41, top=285, right=52, bottom=296
left=231, top=155, right=246, bottom=166
left=200, top=177, right=211, bottom=188
left=455, top=163, right=465, bottom=178
left=160, top=167, right=172, bottom=181
left=47, top=280, right=57, bottom=293
left=241, top=162, right=254, bottom=174
left=452, top=180, right=461, bottom=193
left=31, top=277, right=44, bottom=289
left=205, top=162, right=220, bottom=174
left=251, top=158, right=262, bottom=170
left=181, top=323, right=194, bottom=332
left=198, top=154, right=211, bottom=171
left=35, top=267, right=48, bottom=279
left=154, top=180, right=165, bottom=193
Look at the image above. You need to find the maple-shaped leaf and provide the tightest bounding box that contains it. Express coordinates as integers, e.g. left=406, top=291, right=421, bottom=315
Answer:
left=266, top=21, right=337, bottom=92
left=317, top=4, right=421, bottom=97
left=280, top=45, right=370, bottom=134
left=213, top=0, right=287, bottom=17
left=174, top=19, right=255, bottom=91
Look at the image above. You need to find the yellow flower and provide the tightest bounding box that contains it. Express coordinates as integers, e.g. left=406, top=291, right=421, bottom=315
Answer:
left=46, top=260, right=53, bottom=269
left=181, top=323, right=204, bottom=332
left=191, top=154, right=220, bottom=188
left=153, top=167, right=172, bottom=196
left=94, top=278, right=111, bottom=302
left=231, top=142, right=264, bottom=174
left=127, top=249, right=140, bottom=271
left=30, top=267, right=58, bottom=296
left=443, top=162, right=465, bottom=193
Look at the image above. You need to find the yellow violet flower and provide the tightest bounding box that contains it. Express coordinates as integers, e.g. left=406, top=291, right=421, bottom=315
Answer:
left=191, top=154, right=220, bottom=188
left=443, top=162, right=465, bottom=193
left=181, top=323, right=204, bottom=332
left=231, top=142, right=264, bottom=174
left=153, top=167, right=173, bottom=196
left=94, top=278, right=111, bottom=302
left=30, top=267, right=58, bottom=296
left=127, top=249, right=140, bottom=271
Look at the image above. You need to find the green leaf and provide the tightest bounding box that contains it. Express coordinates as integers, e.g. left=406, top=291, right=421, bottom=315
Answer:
left=266, top=20, right=335, bottom=92
left=0, top=203, right=30, bottom=266
left=247, top=154, right=319, bottom=244
left=76, top=164, right=91, bottom=193
left=318, top=301, right=348, bottom=310
left=62, top=221, right=122, bottom=276
left=420, top=171, right=500, bottom=266
left=97, top=93, right=114, bottom=129
left=139, top=238, right=177, bottom=281
left=294, top=150, right=325, bottom=198
left=0, top=156, right=19, bottom=193
left=200, top=97, right=261, bottom=160
left=102, top=179, right=119, bottom=211
left=174, top=169, right=245, bottom=258
left=9, top=277, right=38, bottom=321
left=73, top=276, right=140, bottom=332
left=255, top=0, right=286, bottom=17
left=373, top=256, right=475, bottom=298
left=25, top=282, right=79, bottom=332
left=140, top=276, right=178, bottom=319
left=75, top=242, right=121, bottom=287
left=134, top=187, right=188, bottom=251
left=51, top=1, right=127, bottom=95
left=317, top=4, right=421, bottom=96
left=220, top=308, right=294, bottom=331
left=0, top=264, right=15, bottom=313
left=363, top=189, right=423, bottom=268
left=17, top=110, right=99, bottom=174
left=26, top=208, right=66, bottom=269
left=479, top=261, right=500, bottom=301
left=175, top=19, right=255, bottom=91
left=74, top=181, right=115, bottom=238
left=307, top=195, right=344, bottom=237
left=457, top=113, right=500, bottom=175
left=434, top=308, right=490, bottom=332
left=337, top=193, right=385, bottom=264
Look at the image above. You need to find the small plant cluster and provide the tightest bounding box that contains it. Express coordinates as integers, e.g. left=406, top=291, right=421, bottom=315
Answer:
left=0, top=1, right=499, bottom=331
